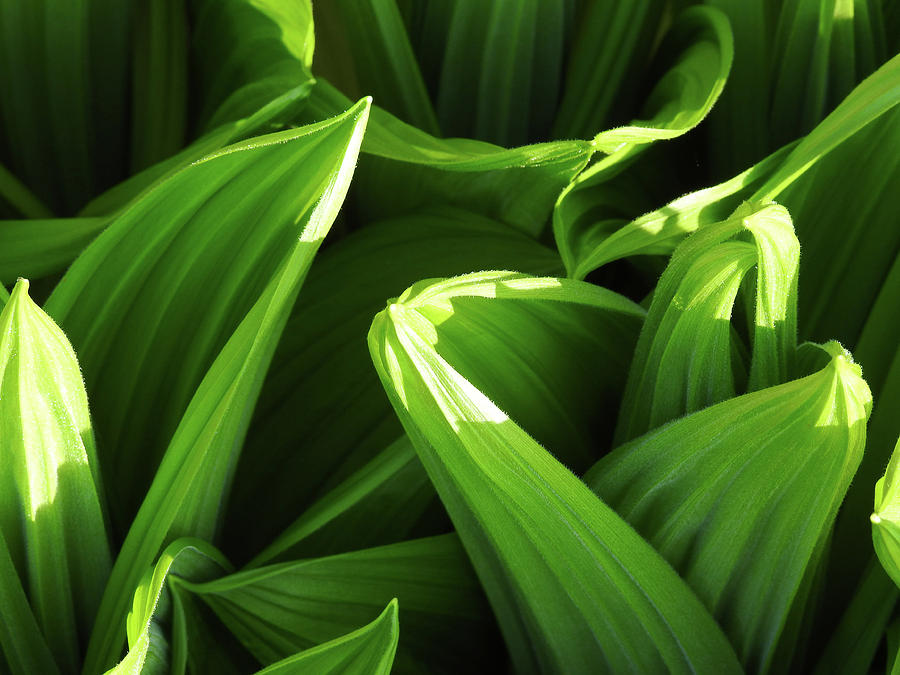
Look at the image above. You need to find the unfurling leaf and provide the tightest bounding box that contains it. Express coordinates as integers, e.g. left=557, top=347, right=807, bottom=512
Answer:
left=0, top=279, right=111, bottom=673
left=588, top=341, right=872, bottom=672
left=369, top=271, right=741, bottom=674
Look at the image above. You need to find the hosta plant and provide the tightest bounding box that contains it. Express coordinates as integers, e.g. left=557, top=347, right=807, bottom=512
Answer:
left=0, top=1, right=898, bottom=674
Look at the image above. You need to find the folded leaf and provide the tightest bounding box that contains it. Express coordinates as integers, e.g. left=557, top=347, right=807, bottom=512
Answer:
left=185, top=536, right=501, bottom=674
left=103, top=539, right=231, bottom=675
left=0, top=279, right=111, bottom=673
left=251, top=600, right=399, bottom=675
left=302, top=80, right=594, bottom=234
left=566, top=51, right=900, bottom=281
left=226, top=207, right=562, bottom=557
left=560, top=139, right=796, bottom=279
left=615, top=202, right=799, bottom=443
left=554, top=5, right=734, bottom=274
left=587, top=6, right=733, bottom=159
left=380, top=271, right=644, bottom=470
left=587, top=341, right=872, bottom=672
left=82, top=100, right=370, bottom=675
left=369, top=272, right=741, bottom=674
left=0, top=218, right=107, bottom=284
left=46, top=101, right=369, bottom=534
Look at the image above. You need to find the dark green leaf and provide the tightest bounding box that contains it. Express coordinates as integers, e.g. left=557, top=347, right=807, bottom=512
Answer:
left=185, top=536, right=500, bottom=674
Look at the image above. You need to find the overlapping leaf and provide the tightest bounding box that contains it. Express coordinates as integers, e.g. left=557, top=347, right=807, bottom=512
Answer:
left=103, top=539, right=231, bottom=675
left=568, top=51, right=900, bottom=280
left=554, top=5, right=734, bottom=275
left=0, top=280, right=111, bottom=674
left=46, top=100, right=370, bottom=534
left=314, top=0, right=439, bottom=134
left=369, top=271, right=740, bottom=674
left=130, top=0, right=189, bottom=172
left=184, top=536, right=500, bottom=674
left=81, top=100, right=370, bottom=674
left=0, top=218, right=108, bottom=285
left=190, top=0, right=315, bottom=133
left=302, top=81, right=594, bottom=234
left=250, top=600, right=399, bottom=675
left=587, top=341, right=872, bottom=672
left=225, top=207, right=562, bottom=556
left=614, top=202, right=799, bottom=443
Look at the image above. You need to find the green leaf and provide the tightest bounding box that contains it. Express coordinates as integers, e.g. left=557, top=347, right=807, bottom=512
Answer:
left=559, top=141, right=796, bottom=278
left=426, top=0, right=570, bottom=146
left=103, top=539, right=231, bottom=675
left=79, top=80, right=315, bottom=219
left=314, top=0, right=439, bottom=135
left=251, top=600, right=399, bottom=675
left=382, top=271, right=644, bottom=470
left=168, top=583, right=258, bottom=675
left=81, top=100, right=370, bottom=675
left=566, top=49, right=900, bottom=282
left=225, top=207, right=563, bottom=557
left=190, top=0, right=315, bottom=133
left=302, top=80, right=594, bottom=234
left=184, top=536, right=501, bottom=674
left=552, top=0, right=667, bottom=140
left=779, top=106, right=900, bottom=347
left=368, top=272, right=741, bottom=674
left=587, top=341, right=872, bottom=672
left=587, top=6, right=733, bottom=157
left=754, top=51, right=900, bottom=201
left=779, top=99, right=900, bottom=609
left=46, top=101, right=369, bottom=534
left=0, top=162, right=53, bottom=220
left=814, top=560, right=899, bottom=675
left=614, top=202, right=799, bottom=443
left=702, top=0, right=773, bottom=176
left=0, top=218, right=108, bottom=285
left=248, top=436, right=437, bottom=566
left=554, top=5, right=734, bottom=273
left=873, top=437, right=900, bottom=587
left=0, top=0, right=131, bottom=213
left=769, top=0, right=888, bottom=149
left=130, top=0, right=188, bottom=172
left=0, top=530, right=59, bottom=675
left=0, top=279, right=111, bottom=673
